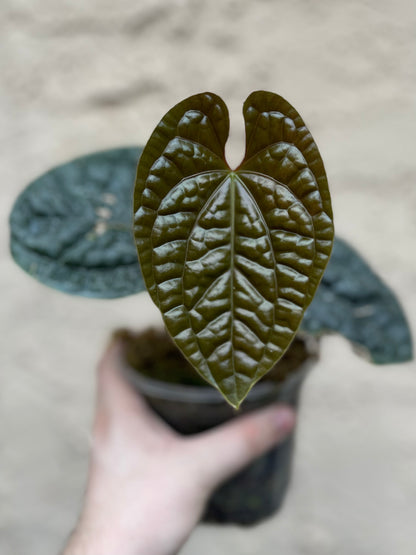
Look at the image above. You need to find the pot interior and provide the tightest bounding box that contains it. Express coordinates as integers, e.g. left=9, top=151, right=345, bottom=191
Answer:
left=115, top=327, right=318, bottom=387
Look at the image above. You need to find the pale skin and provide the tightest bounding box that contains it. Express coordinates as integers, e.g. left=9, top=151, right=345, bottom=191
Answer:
left=63, top=339, right=296, bottom=555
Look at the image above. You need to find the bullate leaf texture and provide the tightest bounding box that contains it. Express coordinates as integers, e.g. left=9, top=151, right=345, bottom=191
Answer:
left=134, top=91, right=334, bottom=407
left=9, top=142, right=411, bottom=385
left=10, top=147, right=145, bottom=298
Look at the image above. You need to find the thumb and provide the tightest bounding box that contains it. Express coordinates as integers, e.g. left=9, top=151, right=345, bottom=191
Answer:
left=187, top=405, right=296, bottom=490
left=94, top=338, right=173, bottom=439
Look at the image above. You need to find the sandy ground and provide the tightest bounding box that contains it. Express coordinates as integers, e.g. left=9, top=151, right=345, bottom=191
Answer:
left=1, top=1, right=416, bottom=553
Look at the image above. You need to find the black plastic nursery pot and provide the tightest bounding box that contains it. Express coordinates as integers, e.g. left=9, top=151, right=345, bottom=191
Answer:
left=120, top=328, right=319, bottom=526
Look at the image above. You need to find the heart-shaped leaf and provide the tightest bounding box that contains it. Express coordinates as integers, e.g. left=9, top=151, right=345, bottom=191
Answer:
left=10, top=147, right=145, bottom=298
left=134, top=92, right=334, bottom=407
left=302, top=238, right=413, bottom=363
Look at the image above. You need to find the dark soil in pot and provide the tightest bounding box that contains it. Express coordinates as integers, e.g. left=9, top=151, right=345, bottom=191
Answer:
left=116, top=327, right=319, bottom=525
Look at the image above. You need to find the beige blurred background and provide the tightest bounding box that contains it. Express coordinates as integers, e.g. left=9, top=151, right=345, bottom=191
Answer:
left=1, top=1, right=415, bottom=554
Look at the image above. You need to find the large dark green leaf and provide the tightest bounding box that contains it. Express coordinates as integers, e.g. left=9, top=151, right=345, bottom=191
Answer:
left=302, top=238, right=413, bottom=363
left=134, top=92, right=334, bottom=407
left=10, top=147, right=145, bottom=298
left=9, top=140, right=410, bottom=377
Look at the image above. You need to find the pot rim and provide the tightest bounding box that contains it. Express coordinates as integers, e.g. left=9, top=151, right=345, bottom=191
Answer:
left=122, top=332, right=319, bottom=405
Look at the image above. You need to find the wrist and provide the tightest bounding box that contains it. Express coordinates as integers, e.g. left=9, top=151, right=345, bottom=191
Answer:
left=63, top=519, right=138, bottom=555
left=62, top=485, right=179, bottom=555
left=62, top=480, right=141, bottom=555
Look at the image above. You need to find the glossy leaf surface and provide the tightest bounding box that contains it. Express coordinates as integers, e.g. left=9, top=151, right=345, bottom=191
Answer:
left=134, top=92, right=334, bottom=407
left=302, top=238, right=413, bottom=363
left=10, top=147, right=145, bottom=298
left=9, top=143, right=410, bottom=373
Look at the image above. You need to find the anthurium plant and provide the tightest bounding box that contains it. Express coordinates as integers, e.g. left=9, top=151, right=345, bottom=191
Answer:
left=133, top=91, right=333, bottom=407
left=10, top=92, right=412, bottom=409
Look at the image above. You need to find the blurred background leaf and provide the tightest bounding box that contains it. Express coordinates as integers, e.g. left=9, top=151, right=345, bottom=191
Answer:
left=10, top=147, right=145, bottom=298
left=302, top=238, right=413, bottom=364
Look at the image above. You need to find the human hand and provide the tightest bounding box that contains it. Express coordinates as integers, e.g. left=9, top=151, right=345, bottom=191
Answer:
left=63, top=339, right=296, bottom=555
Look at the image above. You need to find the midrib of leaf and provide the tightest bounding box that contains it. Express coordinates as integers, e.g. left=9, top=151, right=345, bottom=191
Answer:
left=229, top=172, right=237, bottom=398
left=180, top=171, right=279, bottom=404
